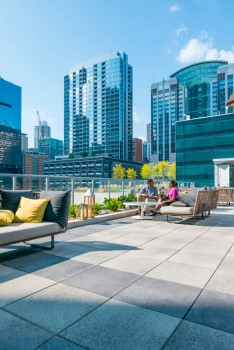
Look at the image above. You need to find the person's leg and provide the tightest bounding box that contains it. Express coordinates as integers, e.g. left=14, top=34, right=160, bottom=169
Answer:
left=148, top=198, right=162, bottom=216
left=137, top=195, right=145, bottom=214
left=144, top=198, right=156, bottom=214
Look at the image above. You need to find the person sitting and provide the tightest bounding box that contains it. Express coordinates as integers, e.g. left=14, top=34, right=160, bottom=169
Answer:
left=148, top=180, right=178, bottom=216
left=137, top=179, right=158, bottom=215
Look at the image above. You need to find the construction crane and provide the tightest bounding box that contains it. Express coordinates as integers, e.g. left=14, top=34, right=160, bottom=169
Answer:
left=37, top=111, right=44, bottom=140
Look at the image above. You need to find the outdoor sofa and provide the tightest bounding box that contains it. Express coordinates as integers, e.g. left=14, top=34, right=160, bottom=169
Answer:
left=217, top=188, right=234, bottom=206
left=161, top=189, right=219, bottom=223
left=0, top=190, right=70, bottom=250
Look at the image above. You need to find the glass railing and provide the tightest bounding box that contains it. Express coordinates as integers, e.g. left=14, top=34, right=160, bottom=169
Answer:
left=0, top=173, right=194, bottom=205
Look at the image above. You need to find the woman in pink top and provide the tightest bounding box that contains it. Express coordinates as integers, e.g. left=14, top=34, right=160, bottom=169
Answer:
left=148, top=180, right=179, bottom=216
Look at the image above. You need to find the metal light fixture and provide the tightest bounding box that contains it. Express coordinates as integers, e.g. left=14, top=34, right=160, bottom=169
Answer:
left=84, top=188, right=95, bottom=218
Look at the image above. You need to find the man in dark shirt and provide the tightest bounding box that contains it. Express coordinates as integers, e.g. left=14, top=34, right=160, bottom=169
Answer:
left=137, top=179, right=158, bottom=215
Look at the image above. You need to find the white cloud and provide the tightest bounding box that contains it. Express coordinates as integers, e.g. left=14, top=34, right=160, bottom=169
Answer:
left=133, top=110, right=144, bottom=122
left=170, top=3, right=180, bottom=13
left=177, top=33, right=234, bottom=64
left=175, top=25, right=188, bottom=36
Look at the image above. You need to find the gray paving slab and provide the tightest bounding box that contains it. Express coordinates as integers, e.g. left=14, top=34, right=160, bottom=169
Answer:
left=186, top=289, right=234, bottom=334
left=0, top=309, right=52, bottom=350
left=101, top=251, right=163, bottom=275
left=115, top=276, right=201, bottom=318
left=33, top=259, right=93, bottom=282
left=2, top=251, right=67, bottom=273
left=63, top=265, right=139, bottom=297
left=4, top=283, right=107, bottom=333
left=43, top=241, right=92, bottom=258
left=164, top=320, right=234, bottom=350
left=37, top=336, right=86, bottom=350
left=147, top=261, right=214, bottom=288
left=61, top=299, right=180, bottom=350
left=169, top=250, right=223, bottom=269
left=72, top=247, right=127, bottom=265
left=0, top=274, right=55, bottom=307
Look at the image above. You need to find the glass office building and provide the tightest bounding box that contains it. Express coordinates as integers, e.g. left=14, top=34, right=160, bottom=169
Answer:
left=151, top=61, right=228, bottom=163
left=176, top=113, right=234, bottom=187
left=0, top=78, right=22, bottom=174
left=64, top=52, right=133, bottom=161
left=39, top=137, right=63, bottom=160
left=211, top=63, right=234, bottom=115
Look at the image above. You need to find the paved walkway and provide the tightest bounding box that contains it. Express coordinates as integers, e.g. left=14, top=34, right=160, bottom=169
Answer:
left=0, top=207, right=234, bottom=349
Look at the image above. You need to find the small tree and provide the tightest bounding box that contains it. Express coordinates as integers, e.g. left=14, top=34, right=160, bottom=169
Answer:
left=68, top=153, right=74, bottom=159
left=151, top=164, right=160, bottom=178
left=167, top=163, right=176, bottom=179
left=157, top=161, right=170, bottom=179
left=141, top=164, right=151, bottom=179
left=81, top=152, right=88, bottom=158
left=113, top=164, right=126, bottom=179
left=126, top=168, right=137, bottom=179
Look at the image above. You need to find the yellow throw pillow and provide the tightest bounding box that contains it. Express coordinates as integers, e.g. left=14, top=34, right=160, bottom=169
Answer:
left=14, top=197, right=50, bottom=223
left=0, top=210, right=14, bottom=226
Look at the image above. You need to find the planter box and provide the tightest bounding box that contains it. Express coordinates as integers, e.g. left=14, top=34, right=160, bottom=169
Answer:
left=68, top=209, right=137, bottom=229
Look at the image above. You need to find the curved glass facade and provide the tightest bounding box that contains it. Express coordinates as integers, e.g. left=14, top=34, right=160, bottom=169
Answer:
left=170, top=61, right=227, bottom=119
left=64, top=52, right=133, bottom=161
left=151, top=61, right=231, bottom=163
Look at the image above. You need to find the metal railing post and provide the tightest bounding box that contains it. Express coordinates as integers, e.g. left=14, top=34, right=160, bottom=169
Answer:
left=45, top=177, right=49, bottom=191
left=122, top=180, right=124, bottom=196
left=71, top=179, right=74, bottom=204
left=91, top=179, right=94, bottom=192
left=108, top=180, right=110, bottom=199
left=12, top=176, right=17, bottom=190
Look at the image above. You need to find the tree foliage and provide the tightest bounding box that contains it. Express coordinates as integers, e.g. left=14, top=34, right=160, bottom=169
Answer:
left=140, top=164, right=151, bottom=179
left=167, top=163, right=176, bottom=179
left=126, top=168, right=137, bottom=179
left=112, top=164, right=126, bottom=179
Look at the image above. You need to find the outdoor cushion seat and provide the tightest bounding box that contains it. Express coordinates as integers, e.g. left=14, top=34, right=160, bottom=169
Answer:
left=0, top=222, right=61, bottom=246
left=161, top=206, right=194, bottom=216
left=170, top=201, right=187, bottom=207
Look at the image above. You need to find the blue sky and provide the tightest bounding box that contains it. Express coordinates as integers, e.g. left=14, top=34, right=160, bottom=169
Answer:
left=1, top=0, right=234, bottom=146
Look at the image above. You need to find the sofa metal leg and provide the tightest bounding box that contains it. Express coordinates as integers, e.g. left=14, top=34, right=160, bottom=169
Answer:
left=24, top=235, right=55, bottom=250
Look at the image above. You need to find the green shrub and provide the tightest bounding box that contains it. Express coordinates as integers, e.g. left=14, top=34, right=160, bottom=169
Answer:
left=93, top=203, right=102, bottom=215
left=104, top=198, right=124, bottom=212
left=69, top=204, right=76, bottom=218
left=118, top=193, right=137, bottom=203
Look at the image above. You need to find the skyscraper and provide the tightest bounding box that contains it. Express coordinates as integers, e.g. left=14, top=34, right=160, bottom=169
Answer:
left=151, top=61, right=228, bottom=163
left=132, top=137, right=143, bottom=162
left=147, top=123, right=151, bottom=144
left=39, top=137, right=63, bottom=160
left=34, top=121, right=51, bottom=149
left=0, top=78, right=22, bottom=174
left=64, top=51, right=133, bottom=160
left=21, top=133, right=28, bottom=151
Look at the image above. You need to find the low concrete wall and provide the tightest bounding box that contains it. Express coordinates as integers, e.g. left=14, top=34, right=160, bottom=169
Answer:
left=67, top=209, right=137, bottom=229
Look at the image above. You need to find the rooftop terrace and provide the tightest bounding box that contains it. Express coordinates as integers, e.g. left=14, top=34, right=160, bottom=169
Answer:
left=0, top=207, right=234, bottom=349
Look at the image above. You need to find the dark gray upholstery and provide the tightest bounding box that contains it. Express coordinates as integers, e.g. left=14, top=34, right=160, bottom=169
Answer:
left=40, top=190, right=71, bottom=228
left=0, top=190, right=33, bottom=213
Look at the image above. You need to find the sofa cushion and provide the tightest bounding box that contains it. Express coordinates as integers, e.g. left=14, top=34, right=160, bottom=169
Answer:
left=14, top=197, right=50, bottom=223
left=40, top=191, right=71, bottom=228
left=170, top=201, right=187, bottom=207
left=0, top=222, right=62, bottom=246
left=178, top=194, right=196, bottom=207
left=0, top=210, right=14, bottom=226
left=161, top=206, right=194, bottom=215
left=0, top=190, right=33, bottom=213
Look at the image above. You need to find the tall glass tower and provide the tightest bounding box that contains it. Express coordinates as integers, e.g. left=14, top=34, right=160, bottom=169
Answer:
left=151, top=61, right=228, bottom=163
left=0, top=78, right=22, bottom=174
left=64, top=52, right=133, bottom=161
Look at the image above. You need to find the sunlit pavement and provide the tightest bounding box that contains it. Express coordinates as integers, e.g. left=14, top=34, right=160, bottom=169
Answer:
left=0, top=207, right=234, bottom=349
